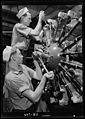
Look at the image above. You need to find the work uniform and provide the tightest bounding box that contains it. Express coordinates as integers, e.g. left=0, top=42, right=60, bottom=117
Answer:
left=4, top=64, right=49, bottom=112
left=11, top=23, right=35, bottom=69
left=11, top=23, right=33, bottom=50
left=11, top=23, right=33, bottom=56
left=11, top=22, right=43, bottom=77
left=4, top=64, right=36, bottom=111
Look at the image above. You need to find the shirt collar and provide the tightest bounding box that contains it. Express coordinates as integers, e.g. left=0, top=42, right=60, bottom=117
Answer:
left=13, top=70, right=23, bottom=75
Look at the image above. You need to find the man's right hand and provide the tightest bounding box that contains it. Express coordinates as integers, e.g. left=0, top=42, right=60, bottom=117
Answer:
left=44, top=71, right=54, bottom=80
left=39, top=10, right=45, bottom=21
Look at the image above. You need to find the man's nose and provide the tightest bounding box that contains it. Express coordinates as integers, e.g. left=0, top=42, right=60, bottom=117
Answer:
left=21, top=55, right=23, bottom=58
left=30, top=19, right=32, bottom=23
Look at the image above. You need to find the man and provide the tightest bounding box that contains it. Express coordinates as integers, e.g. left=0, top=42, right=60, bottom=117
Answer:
left=3, top=46, right=54, bottom=112
left=6, top=7, right=45, bottom=77
left=11, top=7, right=45, bottom=59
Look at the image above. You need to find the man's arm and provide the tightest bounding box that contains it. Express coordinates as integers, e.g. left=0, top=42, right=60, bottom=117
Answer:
left=22, top=75, right=46, bottom=103
left=29, top=11, right=45, bottom=36
left=15, top=11, right=45, bottom=44
left=25, top=65, right=41, bottom=80
left=16, top=11, right=45, bottom=36
left=22, top=71, right=54, bottom=103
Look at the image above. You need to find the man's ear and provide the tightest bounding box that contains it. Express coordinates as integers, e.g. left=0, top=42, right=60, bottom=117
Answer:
left=11, top=54, right=16, bottom=61
left=21, top=15, right=25, bottom=21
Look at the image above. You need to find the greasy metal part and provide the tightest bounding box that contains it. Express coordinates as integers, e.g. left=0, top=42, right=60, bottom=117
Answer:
left=33, top=14, right=82, bottom=103
left=38, top=56, right=49, bottom=73
left=60, top=60, right=82, bottom=70
left=59, top=71, right=73, bottom=97
left=62, top=35, right=82, bottom=52
left=59, top=20, right=81, bottom=45
left=60, top=51, right=82, bottom=56
left=58, top=63, right=82, bottom=95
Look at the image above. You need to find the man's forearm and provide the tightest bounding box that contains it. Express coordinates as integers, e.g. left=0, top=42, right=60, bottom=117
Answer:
left=30, top=19, right=42, bottom=36
left=33, top=75, right=46, bottom=101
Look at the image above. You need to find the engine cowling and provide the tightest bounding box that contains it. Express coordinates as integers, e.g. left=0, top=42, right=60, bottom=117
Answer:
left=46, top=43, right=65, bottom=70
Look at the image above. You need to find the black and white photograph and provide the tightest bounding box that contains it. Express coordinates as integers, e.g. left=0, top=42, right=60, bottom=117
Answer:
left=1, top=0, right=84, bottom=118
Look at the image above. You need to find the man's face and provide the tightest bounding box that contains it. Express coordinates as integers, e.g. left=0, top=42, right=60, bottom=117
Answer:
left=15, top=49, right=23, bottom=64
left=23, top=12, right=32, bottom=26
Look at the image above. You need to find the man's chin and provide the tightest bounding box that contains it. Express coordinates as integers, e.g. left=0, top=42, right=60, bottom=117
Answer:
left=20, top=60, right=23, bottom=64
left=21, top=61, right=23, bottom=64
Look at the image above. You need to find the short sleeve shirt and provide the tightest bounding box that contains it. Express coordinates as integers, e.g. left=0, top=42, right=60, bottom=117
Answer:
left=4, top=64, right=35, bottom=110
left=11, top=23, right=33, bottom=50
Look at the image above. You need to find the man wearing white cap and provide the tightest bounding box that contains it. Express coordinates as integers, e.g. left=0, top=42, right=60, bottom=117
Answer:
left=3, top=46, right=54, bottom=112
left=11, top=7, right=45, bottom=65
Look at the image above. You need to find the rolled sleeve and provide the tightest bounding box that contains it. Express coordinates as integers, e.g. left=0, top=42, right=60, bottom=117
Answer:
left=16, top=24, right=32, bottom=36
left=23, top=65, right=35, bottom=78
left=19, top=84, right=30, bottom=92
left=26, top=67, right=35, bottom=78
left=5, top=76, right=31, bottom=95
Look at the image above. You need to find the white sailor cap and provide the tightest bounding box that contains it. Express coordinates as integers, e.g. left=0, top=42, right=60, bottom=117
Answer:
left=16, top=7, right=29, bottom=19
left=3, top=46, right=12, bottom=62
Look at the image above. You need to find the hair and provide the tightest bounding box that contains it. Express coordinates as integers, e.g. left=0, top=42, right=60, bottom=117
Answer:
left=9, top=47, right=17, bottom=62
left=23, top=13, right=28, bottom=17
